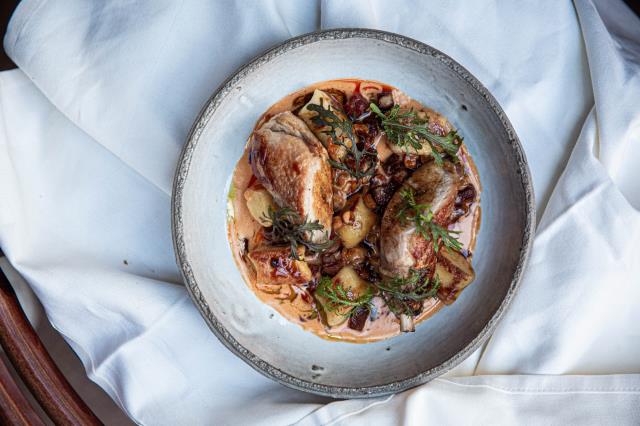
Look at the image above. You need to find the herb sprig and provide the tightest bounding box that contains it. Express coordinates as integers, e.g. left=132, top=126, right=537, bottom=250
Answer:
left=370, top=103, right=461, bottom=165
left=396, top=187, right=463, bottom=253
left=316, top=276, right=373, bottom=317
left=374, top=269, right=440, bottom=317
left=264, top=207, right=334, bottom=260
left=307, top=101, right=377, bottom=179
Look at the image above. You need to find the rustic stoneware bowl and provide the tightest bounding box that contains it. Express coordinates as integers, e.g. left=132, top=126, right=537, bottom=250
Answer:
left=172, top=29, right=534, bottom=398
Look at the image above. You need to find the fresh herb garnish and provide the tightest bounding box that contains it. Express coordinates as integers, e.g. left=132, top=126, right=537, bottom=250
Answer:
left=370, top=103, right=461, bottom=165
left=316, top=276, right=373, bottom=317
left=374, top=269, right=440, bottom=317
left=264, top=207, right=334, bottom=260
left=396, top=187, right=463, bottom=253
left=307, top=101, right=377, bottom=179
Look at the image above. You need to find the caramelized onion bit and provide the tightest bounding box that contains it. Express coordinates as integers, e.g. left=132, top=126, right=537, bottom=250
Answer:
left=320, top=242, right=344, bottom=276
left=384, top=154, right=410, bottom=184
left=332, top=169, right=359, bottom=212
left=240, top=237, right=249, bottom=260
left=291, top=92, right=313, bottom=114
left=323, top=88, right=347, bottom=107
left=353, top=120, right=380, bottom=149
left=451, top=184, right=477, bottom=220
left=304, top=252, right=322, bottom=266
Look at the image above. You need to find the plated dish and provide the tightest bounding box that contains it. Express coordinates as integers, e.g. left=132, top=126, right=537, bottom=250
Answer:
left=228, top=79, right=482, bottom=342
left=173, top=29, right=533, bottom=398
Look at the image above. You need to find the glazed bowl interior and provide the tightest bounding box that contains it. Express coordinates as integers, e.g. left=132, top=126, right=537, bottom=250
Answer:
left=173, top=30, right=533, bottom=397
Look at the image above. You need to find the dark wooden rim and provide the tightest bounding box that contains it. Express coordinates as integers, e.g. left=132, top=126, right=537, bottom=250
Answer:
left=0, top=351, right=45, bottom=426
left=0, top=253, right=101, bottom=425
left=1, top=5, right=101, bottom=423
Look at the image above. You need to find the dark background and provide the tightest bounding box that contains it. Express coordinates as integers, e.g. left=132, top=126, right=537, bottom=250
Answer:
left=0, top=1, right=18, bottom=70
left=1, top=1, right=639, bottom=71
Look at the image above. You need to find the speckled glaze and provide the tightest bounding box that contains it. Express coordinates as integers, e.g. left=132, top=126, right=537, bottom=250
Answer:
left=172, top=29, right=535, bottom=398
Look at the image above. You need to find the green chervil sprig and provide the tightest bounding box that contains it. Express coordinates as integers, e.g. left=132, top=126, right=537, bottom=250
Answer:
left=370, top=103, right=461, bottom=165
left=374, top=269, right=441, bottom=317
left=307, top=101, right=377, bottom=179
left=396, top=187, right=463, bottom=253
left=263, top=207, right=334, bottom=260
left=316, top=276, right=373, bottom=317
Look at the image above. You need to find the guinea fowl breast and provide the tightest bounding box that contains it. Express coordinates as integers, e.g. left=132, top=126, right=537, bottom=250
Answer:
left=250, top=111, right=333, bottom=242
left=380, top=160, right=461, bottom=277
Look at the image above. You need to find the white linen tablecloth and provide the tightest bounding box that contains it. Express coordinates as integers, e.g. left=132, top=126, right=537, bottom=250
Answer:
left=2, top=0, right=640, bottom=424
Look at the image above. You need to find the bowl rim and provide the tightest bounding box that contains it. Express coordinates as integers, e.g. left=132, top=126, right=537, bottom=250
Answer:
left=171, top=28, right=535, bottom=398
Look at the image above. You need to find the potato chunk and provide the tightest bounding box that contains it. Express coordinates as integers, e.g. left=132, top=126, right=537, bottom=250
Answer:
left=435, top=249, right=475, bottom=304
left=315, top=266, right=370, bottom=327
left=297, top=89, right=352, bottom=161
left=248, top=245, right=312, bottom=292
left=244, top=187, right=277, bottom=226
left=336, top=196, right=376, bottom=249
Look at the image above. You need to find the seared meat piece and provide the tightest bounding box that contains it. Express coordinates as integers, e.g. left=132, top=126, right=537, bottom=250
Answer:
left=248, top=245, right=312, bottom=290
left=435, top=249, right=476, bottom=304
left=379, top=161, right=461, bottom=277
left=250, top=112, right=333, bottom=242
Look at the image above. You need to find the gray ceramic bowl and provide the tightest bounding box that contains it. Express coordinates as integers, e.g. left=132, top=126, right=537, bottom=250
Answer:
left=172, top=29, right=534, bottom=398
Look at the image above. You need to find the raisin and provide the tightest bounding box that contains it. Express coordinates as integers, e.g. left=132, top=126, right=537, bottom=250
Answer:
left=458, top=185, right=476, bottom=203
left=348, top=305, right=369, bottom=331
left=345, top=93, right=369, bottom=120
left=371, top=183, right=397, bottom=210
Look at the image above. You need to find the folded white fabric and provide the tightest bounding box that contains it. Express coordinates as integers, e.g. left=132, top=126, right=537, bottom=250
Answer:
left=296, top=375, right=640, bottom=426
left=1, top=0, right=639, bottom=424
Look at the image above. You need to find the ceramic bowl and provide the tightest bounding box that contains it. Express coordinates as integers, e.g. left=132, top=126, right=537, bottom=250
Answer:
left=172, top=29, right=534, bottom=398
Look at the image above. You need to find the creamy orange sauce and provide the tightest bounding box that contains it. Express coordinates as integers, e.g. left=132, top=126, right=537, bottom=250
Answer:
left=227, top=79, right=481, bottom=343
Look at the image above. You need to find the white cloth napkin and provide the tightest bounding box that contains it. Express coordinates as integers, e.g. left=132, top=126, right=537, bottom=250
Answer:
left=2, top=0, right=640, bottom=424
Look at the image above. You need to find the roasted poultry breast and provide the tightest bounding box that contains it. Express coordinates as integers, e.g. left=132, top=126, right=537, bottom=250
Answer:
left=380, top=161, right=461, bottom=278
left=228, top=79, right=481, bottom=343
left=250, top=111, right=333, bottom=243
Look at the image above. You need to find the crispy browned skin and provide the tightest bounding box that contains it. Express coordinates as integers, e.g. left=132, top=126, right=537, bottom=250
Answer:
left=379, top=161, right=461, bottom=277
left=250, top=112, right=333, bottom=242
left=248, top=245, right=312, bottom=288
